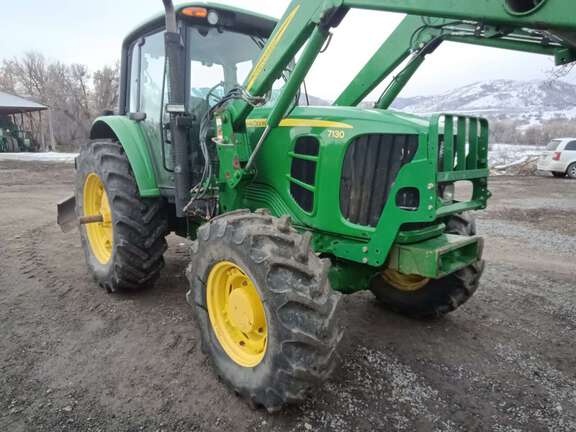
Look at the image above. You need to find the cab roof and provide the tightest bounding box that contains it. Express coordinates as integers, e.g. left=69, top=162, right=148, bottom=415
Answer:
left=123, top=2, right=277, bottom=47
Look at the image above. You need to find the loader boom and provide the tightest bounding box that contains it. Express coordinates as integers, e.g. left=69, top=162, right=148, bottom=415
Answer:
left=226, top=0, right=576, bottom=135
left=336, top=13, right=575, bottom=108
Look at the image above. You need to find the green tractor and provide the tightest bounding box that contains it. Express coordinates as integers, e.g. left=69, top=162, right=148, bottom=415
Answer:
left=0, top=115, right=32, bottom=152
left=58, top=0, right=576, bottom=411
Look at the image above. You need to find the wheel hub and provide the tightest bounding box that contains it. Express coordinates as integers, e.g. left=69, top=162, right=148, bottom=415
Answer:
left=83, top=173, right=113, bottom=265
left=382, top=268, right=430, bottom=292
left=207, top=261, right=267, bottom=367
left=227, top=287, right=259, bottom=333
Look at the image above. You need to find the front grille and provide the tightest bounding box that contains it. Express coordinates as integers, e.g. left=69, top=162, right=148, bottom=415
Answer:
left=340, top=134, right=418, bottom=227
left=431, top=114, right=490, bottom=215
left=438, top=115, right=488, bottom=173
left=289, top=137, right=320, bottom=213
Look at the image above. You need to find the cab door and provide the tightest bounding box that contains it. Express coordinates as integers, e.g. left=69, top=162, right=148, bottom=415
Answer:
left=127, top=29, right=173, bottom=190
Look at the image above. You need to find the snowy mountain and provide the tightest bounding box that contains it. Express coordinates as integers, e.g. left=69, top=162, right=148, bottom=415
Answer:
left=390, top=79, right=576, bottom=123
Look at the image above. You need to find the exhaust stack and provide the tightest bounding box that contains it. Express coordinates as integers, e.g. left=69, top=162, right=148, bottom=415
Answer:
left=162, top=0, right=191, bottom=217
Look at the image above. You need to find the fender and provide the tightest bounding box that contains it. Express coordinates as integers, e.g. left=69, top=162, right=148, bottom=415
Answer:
left=90, top=116, right=160, bottom=197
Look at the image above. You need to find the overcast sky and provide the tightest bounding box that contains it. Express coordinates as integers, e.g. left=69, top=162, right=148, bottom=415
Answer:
left=1, top=0, right=574, bottom=101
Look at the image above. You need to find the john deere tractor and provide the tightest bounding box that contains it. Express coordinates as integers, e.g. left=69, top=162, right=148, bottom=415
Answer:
left=0, top=115, right=33, bottom=152
left=58, top=0, right=576, bottom=411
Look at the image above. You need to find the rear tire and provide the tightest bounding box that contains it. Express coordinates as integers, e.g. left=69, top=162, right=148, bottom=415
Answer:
left=567, top=163, right=576, bottom=179
left=6, top=136, right=18, bottom=152
left=370, top=214, right=484, bottom=318
left=75, top=139, right=168, bottom=293
left=187, top=210, right=342, bottom=412
left=552, top=172, right=566, bottom=178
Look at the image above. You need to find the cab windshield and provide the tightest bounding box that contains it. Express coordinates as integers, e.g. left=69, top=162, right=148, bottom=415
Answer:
left=187, top=26, right=265, bottom=112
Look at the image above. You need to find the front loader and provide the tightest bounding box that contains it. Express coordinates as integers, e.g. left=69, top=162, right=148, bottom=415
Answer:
left=58, top=0, right=576, bottom=411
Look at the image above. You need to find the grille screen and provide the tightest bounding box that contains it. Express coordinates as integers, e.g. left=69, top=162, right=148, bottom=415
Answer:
left=340, top=134, right=418, bottom=227
left=290, top=137, right=320, bottom=213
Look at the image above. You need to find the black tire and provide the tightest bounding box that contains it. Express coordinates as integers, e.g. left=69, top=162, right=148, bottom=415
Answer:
left=6, top=136, right=18, bottom=152
left=187, top=210, right=342, bottom=412
left=552, top=172, right=566, bottom=178
left=75, top=139, right=169, bottom=292
left=370, top=214, right=484, bottom=318
left=567, top=163, right=576, bottom=179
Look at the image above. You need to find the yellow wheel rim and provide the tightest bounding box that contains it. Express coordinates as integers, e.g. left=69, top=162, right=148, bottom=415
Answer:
left=83, top=173, right=113, bottom=265
left=382, top=268, right=430, bottom=292
left=207, top=261, right=267, bottom=367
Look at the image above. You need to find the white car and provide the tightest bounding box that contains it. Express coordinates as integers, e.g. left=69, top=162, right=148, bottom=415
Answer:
left=537, top=138, right=576, bottom=179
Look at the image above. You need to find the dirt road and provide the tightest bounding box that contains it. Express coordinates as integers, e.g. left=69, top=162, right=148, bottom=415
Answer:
left=1, top=160, right=575, bottom=432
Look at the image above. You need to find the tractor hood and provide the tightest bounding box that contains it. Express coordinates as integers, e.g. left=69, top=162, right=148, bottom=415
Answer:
left=247, top=106, right=431, bottom=136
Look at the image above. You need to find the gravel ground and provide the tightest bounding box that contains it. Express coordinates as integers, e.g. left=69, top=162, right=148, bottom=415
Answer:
left=0, top=161, right=575, bottom=432
left=478, top=219, right=576, bottom=256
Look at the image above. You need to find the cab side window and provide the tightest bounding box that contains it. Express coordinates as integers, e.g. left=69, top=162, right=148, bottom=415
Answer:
left=126, top=30, right=170, bottom=174
left=128, top=42, right=140, bottom=112
left=139, top=31, right=166, bottom=126
left=127, top=30, right=166, bottom=125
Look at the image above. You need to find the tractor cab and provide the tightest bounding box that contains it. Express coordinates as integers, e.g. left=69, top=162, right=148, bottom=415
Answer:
left=116, top=3, right=276, bottom=192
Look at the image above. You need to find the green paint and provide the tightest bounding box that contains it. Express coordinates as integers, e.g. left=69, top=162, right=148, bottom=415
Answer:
left=226, top=107, right=489, bottom=276
left=91, top=116, right=160, bottom=197
left=387, top=234, right=482, bottom=279
left=396, top=224, right=446, bottom=245
left=342, top=0, right=576, bottom=30
left=328, top=260, right=377, bottom=294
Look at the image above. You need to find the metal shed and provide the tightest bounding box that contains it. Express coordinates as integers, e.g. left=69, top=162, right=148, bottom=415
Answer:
left=0, top=91, right=54, bottom=152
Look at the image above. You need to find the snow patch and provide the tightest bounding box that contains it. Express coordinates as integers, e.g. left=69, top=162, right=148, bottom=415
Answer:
left=489, top=144, right=544, bottom=175
left=0, top=152, right=77, bottom=163
left=394, top=79, right=576, bottom=122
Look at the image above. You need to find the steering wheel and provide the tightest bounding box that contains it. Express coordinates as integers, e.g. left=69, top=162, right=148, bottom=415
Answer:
left=205, top=81, right=226, bottom=106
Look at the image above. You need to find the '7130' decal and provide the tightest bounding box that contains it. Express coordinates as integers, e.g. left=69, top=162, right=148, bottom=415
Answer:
left=327, top=129, right=346, bottom=140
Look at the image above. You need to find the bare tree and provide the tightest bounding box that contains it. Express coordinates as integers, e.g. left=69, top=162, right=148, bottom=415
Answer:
left=93, top=63, right=120, bottom=114
left=11, top=52, right=50, bottom=97
left=0, top=52, right=119, bottom=151
left=0, top=60, right=19, bottom=93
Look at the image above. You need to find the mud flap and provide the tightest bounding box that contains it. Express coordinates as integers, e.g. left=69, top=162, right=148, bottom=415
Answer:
left=57, top=195, right=77, bottom=233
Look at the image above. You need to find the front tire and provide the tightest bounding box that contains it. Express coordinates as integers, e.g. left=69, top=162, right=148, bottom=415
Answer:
left=370, top=214, right=484, bottom=318
left=75, top=139, right=168, bottom=292
left=187, top=210, right=342, bottom=412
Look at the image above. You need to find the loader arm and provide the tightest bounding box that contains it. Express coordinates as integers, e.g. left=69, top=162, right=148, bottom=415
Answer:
left=225, top=0, right=576, bottom=145
left=336, top=13, right=575, bottom=108
left=227, top=1, right=347, bottom=131
left=342, top=0, right=576, bottom=34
